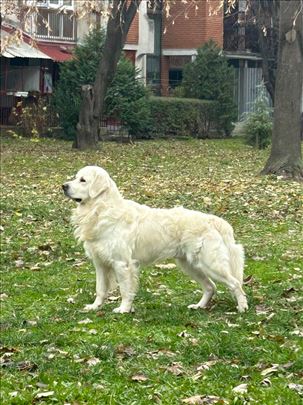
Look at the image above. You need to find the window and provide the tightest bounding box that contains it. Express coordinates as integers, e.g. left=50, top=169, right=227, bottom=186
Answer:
left=49, top=12, right=60, bottom=37
left=147, top=0, right=162, bottom=15
left=146, top=54, right=161, bottom=94
left=37, top=10, right=48, bottom=36
left=169, top=69, right=183, bottom=89
left=62, top=13, right=73, bottom=38
left=36, top=10, right=75, bottom=40
left=239, top=0, right=247, bottom=12
left=36, top=0, right=73, bottom=7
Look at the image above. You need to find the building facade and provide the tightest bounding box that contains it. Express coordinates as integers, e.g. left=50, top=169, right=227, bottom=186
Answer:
left=0, top=0, right=101, bottom=124
left=124, top=0, right=223, bottom=95
left=1, top=0, right=270, bottom=126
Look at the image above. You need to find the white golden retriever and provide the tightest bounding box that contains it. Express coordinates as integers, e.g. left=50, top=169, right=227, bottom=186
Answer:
left=63, top=166, right=248, bottom=314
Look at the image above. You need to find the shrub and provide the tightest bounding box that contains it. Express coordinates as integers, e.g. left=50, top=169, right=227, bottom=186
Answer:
left=181, top=40, right=237, bottom=136
left=243, top=86, right=272, bottom=149
left=12, top=95, right=57, bottom=137
left=104, top=58, right=151, bottom=137
left=52, top=28, right=105, bottom=139
left=148, top=96, right=216, bottom=138
left=52, top=28, right=150, bottom=139
left=171, top=86, right=185, bottom=98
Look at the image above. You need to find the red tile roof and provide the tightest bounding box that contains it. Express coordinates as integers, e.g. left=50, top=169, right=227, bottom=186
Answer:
left=37, top=43, right=74, bottom=62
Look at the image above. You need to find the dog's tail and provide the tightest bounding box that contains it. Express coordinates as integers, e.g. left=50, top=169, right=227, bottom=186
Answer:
left=228, top=243, right=244, bottom=286
left=212, top=217, right=244, bottom=285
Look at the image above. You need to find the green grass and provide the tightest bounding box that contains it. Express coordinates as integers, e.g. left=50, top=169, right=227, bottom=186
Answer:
left=1, top=136, right=302, bottom=404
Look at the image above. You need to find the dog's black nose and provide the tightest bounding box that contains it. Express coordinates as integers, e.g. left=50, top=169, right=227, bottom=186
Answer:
left=62, top=184, right=69, bottom=192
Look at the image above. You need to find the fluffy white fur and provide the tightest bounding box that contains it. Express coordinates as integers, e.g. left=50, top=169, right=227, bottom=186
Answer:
left=63, top=166, right=248, bottom=314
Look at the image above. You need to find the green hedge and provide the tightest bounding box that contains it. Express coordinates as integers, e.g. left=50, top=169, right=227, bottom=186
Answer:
left=148, top=96, right=217, bottom=138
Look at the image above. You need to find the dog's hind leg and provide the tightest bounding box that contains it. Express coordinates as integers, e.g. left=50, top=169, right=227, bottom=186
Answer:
left=112, top=260, right=139, bottom=313
left=177, top=258, right=216, bottom=310
left=197, top=235, right=248, bottom=313
left=211, top=270, right=248, bottom=313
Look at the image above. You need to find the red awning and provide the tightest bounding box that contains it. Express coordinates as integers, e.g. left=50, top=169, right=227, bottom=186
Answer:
left=37, top=43, right=74, bottom=62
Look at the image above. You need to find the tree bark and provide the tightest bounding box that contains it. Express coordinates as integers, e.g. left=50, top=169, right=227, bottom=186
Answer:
left=261, top=0, right=303, bottom=180
left=73, top=85, right=96, bottom=149
left=74, top=0, right=141, bottom=150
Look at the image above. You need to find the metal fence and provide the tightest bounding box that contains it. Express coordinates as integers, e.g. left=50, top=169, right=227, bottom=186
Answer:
left=1, top=68, right=273, bottom=132
left=99, top=118, right=130, bottom=142
left=233, top=67, right=272, bottom=119
left=0, top=94, right=59, bottom=131
left=0, top=94, right=15, bottom=125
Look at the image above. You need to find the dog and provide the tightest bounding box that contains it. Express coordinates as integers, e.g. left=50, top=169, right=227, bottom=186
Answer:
left=62, top=166, right=248, bottom=314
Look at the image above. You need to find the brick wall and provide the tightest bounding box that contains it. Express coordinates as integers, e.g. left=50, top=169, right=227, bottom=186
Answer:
left=205, top=0, right=223, bottom=47
left=126, top=7, right=139, bottom=44
left=162, top=0, right=223, bottom=49
left=161, top=56, right=170, bottom=96
left=125, top=0, right=223, bottom=49
left=124, top=0, right=224, bottom=96
left=124, top=50, right=136, bottom=64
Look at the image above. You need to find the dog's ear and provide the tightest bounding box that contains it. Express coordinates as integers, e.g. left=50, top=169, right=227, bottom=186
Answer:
left=89, top=173, right=110, bottom=199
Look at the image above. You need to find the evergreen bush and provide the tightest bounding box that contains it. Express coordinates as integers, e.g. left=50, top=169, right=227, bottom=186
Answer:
left=104, top=58, right=151, bottom=137
left=52, top=28, right=104, bottom=139
left=181, top=40, right=237, bottom=136
left=52, top=28, right=150, bottom=139
left=243, top=85, right=272, bottom=149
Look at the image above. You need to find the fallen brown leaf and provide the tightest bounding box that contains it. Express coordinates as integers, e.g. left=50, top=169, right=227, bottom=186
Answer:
left=131, top=374, right=148, bottom=382
left=182, top=395, right=227, bottom=404
left=232, top=383, right=248, bottom=394
left=116, top=344, right=136, bottom=358
left=166, top=362, right=184, bottom=376
left=86, top=357, right=100, bottom=366
left=282, top=287, right=298, bottom=297
left=288, top=383, right=303, bottom=395
left=260, top=365, right=279, bottom=376
left=35, top=391, right=54, bottom=399
left=261, top=378, right=271, bottom=387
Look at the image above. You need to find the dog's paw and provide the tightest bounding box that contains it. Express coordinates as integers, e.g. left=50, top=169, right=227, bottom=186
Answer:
left=237, top=295, right=248, bottom=313
left=112, top=306, right=134, bottom=314
left=237, top=303, right=248, bottom=313
left=187, top=303, right=200, bottom=310
left=83, top=303, right=100, bottom=311
left=187, top=303, right=208, bottom=310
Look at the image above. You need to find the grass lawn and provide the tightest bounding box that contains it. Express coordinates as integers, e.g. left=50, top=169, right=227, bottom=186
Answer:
left=1, top=136, right=302, bottom=404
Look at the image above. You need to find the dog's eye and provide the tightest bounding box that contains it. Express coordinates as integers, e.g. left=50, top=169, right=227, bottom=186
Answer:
left=80, top=177, right=86, bottom=183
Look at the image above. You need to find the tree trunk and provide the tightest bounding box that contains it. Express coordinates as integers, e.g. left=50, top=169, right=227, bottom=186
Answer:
left=261, top=0, right=303, bottom=180
left=74, top=0, right=141, bottom=150
left=73, top=85, right=97, bottom=149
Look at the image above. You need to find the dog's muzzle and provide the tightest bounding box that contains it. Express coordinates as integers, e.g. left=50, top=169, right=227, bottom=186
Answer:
left=62, top=183, right=82, bottom=203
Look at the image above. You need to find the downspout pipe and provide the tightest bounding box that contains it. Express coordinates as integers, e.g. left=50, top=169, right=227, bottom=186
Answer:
left=159, top=0, right=163, bottom=96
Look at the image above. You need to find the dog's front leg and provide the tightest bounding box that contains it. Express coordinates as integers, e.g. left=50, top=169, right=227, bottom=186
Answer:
left=112, top=260, right=139, bottom=313
left=84, top=261, right=110, bottom=311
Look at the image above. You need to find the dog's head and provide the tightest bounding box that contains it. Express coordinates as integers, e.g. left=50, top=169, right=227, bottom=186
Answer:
left=62, top=166, right=113, bottom=204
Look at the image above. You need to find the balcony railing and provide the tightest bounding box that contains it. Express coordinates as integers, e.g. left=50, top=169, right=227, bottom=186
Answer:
left=34, top=9, right=76, bottom=41
left=224, top=24, right=260, bottom=54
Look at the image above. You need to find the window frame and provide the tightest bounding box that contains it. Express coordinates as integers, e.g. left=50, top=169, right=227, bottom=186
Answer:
left=35, top=0, right=73, bottom=10
left=35, top=9, right=75, bottom=41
